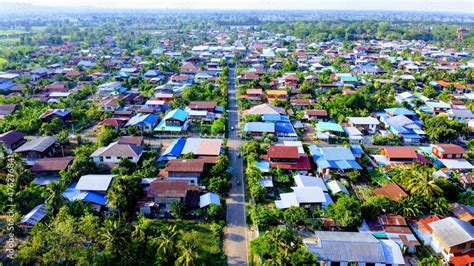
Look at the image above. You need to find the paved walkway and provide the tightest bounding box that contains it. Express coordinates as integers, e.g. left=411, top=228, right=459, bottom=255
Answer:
left=223, top=67, right=248, bottom=265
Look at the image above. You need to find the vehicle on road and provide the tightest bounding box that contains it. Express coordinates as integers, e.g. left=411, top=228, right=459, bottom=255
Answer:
left=237, top=153, right=241, bottom=158
left=231, top=126, right=234, bottom=130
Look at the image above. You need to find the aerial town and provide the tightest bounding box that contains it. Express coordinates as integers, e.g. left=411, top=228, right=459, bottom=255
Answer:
left=0, top=3, right=474, bottom=266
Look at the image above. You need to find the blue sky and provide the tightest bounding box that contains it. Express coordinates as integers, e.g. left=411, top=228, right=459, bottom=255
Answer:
left=5, top=0, right=474, bottom=13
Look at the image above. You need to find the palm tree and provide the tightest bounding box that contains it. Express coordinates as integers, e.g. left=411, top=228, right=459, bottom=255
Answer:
left=430, top=197, right=450, bottom=216
left=98, top=219, right=127, bottom=255
left=175, top=237, right=199, bottom=266
left=153, top=224, right=179, bottom=260
left=397, top=196, right=423, bottom=217
left=405, top=165, right=443, bottom=199
left=43, top=181, right=65, bottom=212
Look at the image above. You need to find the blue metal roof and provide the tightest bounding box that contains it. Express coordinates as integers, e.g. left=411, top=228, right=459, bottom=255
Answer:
left=62, top=183, right=107, bottom=206
left=275, top=121, right=296, bottom=134
left=162, top=137, right=186, bottom=157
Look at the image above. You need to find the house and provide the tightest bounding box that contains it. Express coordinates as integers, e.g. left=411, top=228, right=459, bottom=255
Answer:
left=31, top=156, right=75, bottom=178
left=19, top=204, right=49, bottom=231
left=239, top=88, right=263, bottom=104
left=0, top=104, right=17, bottom=119
left=373, top=183, right=408, bottom=201
left=154, top=108, right=189, bottom=133
left=97, top=81, right=126, bottom=96
left=199, top=192, right=220, bottom=208
left=290, top=99, right=314, bottom=110
left=15, top=136, right=60, bottom=162
left=348, top=117, right=380, bottom=135
left=243, top=122, right=275, bottom=136
left=244, top=103, right=286, bottom=118
left=309, top=146, right=362, bottom=179
left=187, top=101, right=219, bottom=122
left=418, top=217, right=474, bottom=264
left=275, top=186, right=327, bottom=210
left=315, top=122, right=345, bottom=142
left=39, top=109, right=72, bottom=122
left=379, top=147, right=419, bottom=165
left=432, top=144, right=466, bottom=159
left=448, top=109, right=473, bottom=122
left=91, top=142, right=144, bottom=165
left=99, top=97, right=121, bottom=112
left=63, top=174, right=116, bottom=210
left=117, top=136, right=144, bottom=146
left=265, top=145, right=312, bottom=171
left=161, top=159, right=205, bottom=184
left=146, top=180, right=200, bottom=213
left=303, top=109, right=328, bottom=122
left=360, top=214, right=420, bottom=253
left=326, top=180, right=349, bottom=195
left=266, top=90, right=288, bottom=102
left=181, top=138, right=223, bottom=157
left=125, top=114, right=159, bottom=133
left=451, top=203, right=474, bottom=223
left=0, top=130, right=26, bottom=154
left=98, top=118, right=128, bottom=131
left=303, top=231, right=405, bottom=265
left=180, top=62, right=198, bottom=75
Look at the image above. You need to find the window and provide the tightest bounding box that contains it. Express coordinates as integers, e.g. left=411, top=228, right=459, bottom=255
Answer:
left=128, top=157, right=133, bottom=160
left=105, top=156, right=112, bottom=159
left=447, top=154, right=452, bottom=159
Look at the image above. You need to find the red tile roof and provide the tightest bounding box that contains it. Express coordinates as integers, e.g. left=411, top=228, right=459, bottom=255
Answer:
left=382, top=147, right=418, bottom=160
left=373, top=183, right=408, bottom=201
left=166, top=159, right=205, bottom=173
left=270, top=156, right=312, bottom=171
left=268, top=146, right=299, bottom=159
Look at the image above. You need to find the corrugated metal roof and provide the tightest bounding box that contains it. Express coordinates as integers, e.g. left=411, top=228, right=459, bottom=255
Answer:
left=75, top=174, right=116, bottom=192
left=429, top=217, right=474, bottom=247
left=306, top=231, right=387, bottom=263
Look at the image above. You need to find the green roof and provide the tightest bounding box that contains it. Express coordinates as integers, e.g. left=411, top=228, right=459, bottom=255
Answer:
left=326, top=180, right=349, bottom=194
left=316, top=122, right=344, bottom=133
left=341, top=76, right=358, bottom=82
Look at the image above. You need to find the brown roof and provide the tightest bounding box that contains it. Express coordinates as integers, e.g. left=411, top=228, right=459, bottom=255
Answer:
left=147, top=180, right=199, bottom=198
left=117, top=136, right=144, bottom=146
left=31, top=156, right=75, bottom=172
left=305, top=109, right=328, bottom=116
left=373, top=183, right=408, bottom=201
left=378, top=214, right=408, bottom=226
left=268, top=146, right=299, bottom=159
left=0, top=130, right=25, bottom=145
left=434, top=144, right=466, bottom=154
left=166, top=159, right=205, bottom=173
left=382, top=147, right=417, bottom=160
left=188, top=101, right=217, bottom=110
left=246, top=88, right=263, bottom=95
left=291, top=99, right=313, bottom=106
left=0, top=104, right=17, bottom=116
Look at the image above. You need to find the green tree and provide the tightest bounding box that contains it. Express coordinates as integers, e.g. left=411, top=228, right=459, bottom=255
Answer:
left=326, top=195, right=362, bottom=228
left=207, top=203, right=224, bottom=219
left=210, top=118, right=226, bottom=135
left=107, top=175, right=143, bottom=217
left=97, top=125, right=117, bottom=147
left=283, top=206, right=308, bottom=227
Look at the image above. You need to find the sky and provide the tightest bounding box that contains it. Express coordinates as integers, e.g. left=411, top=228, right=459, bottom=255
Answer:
left=2, top=0, right=474, bottom=13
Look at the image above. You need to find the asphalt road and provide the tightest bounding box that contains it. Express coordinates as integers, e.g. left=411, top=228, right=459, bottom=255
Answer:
left=224, top=67, right=248, bottom=266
